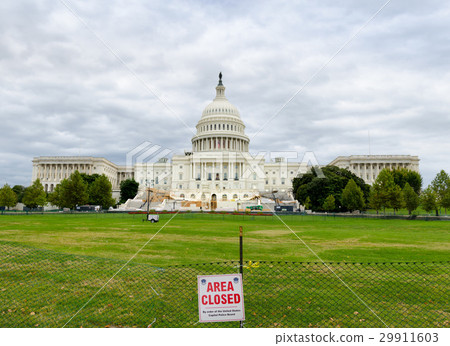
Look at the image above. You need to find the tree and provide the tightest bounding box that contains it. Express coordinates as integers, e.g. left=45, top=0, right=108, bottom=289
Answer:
left=59, top=171, right=89, bottom=209
left=431, top=170, right=450, bottom=215
left=441, top=182, right=450, bottom=215
left=12, top=185, right=26, bottom=203
left=89, top=175, right=116, bottom=209
left=304, top=196, right=312, bottom=210
left=80, top=173, right=101, bottom=187
left=22, top=179, right=47, bottom=209
left=402, top=182, right=419, bottom=215
left=391, top=168, right=422, bottom=195
left=370, top=169, right=402, bottom=214
left=293, top=166, right=370, bottom=212
left=322, top=194, right=335, bottom=212
left=368, top=187, right=383, bottom=214
left=420, top=186, right=438, bottom=215
left=342, top=179, right=365, bottom=212
left=389, top=185, right=403, bottom=214
left=0, top=184, right=18, bottom=210
left=47, top=184, right=62, bottom=208
left=120, top=179, right=139, bottom=203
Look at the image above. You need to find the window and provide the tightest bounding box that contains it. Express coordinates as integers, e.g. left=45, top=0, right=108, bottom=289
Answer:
left=164, top=179, right=167, bottom=185
left=190, top=194, right=195, bottom=199
left=266, top=180, right=268, bottom=184
left=179, top=165, right=182, bottom=169
left=243, top=194, right=248, bottom=198
left=281, top=178, right=285, bottom=185
left=208, top=173, right=212, bottom=180
left=227, top=124, right=229, bottom=130
left=253, top=173, right=256, bottom=180
left=179, top=185, right=182, bottom=189
left=233, top=194, right=238, bottom=199
left=218, top=124, right=220, bottom=130
left=273, top=179, right=276, bottom=184
left=179, top=173, right=183, bottom=180
left=214, top=124, right=216, bottom=130
left=222, top=194, right=227, bottom=201
left=197, top=184, right=200, bottom=189
left=201, top=193, right=206, bottom=200
left=224, top=172, right=228, bottom=180
left=216, top=173, right=220, bottom=180
left=180, top=194, right=185, bottom=198
left=155, top=177, right=159, bottom=184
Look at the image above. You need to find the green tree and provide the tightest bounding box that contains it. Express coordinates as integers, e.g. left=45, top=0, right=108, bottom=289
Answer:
left=420, top=186, right=438, bottom=215
left=368, top=187, right=383, bottom=214
left=322, top=194, right=335, bottom=212
left=120, top=179, right=139, bottom=203
left=23, top=179, right=47, bottom=209
left=370, top=169, right=402, bottom=214
left=89, top=175, right=116, bottom=209
left=441, top=181, right=450, bottom=215
left=431, top=170, right=450, bottom=215
left=392, top=168, right=422, bottom=195
left=59, top=171, right=89, bottom=209
left=402, top=182, right=420, bottom=215
left=80, top=173, right=101, bottom=187
left=0, top=184, right=18, bottom=210
left=304, top=196, right=312, bottom=210
left=389, top=185, right=403, bottom=214
left=342, top=179, right=365, bottom=212
left=12, top=185, right=26, bottom=203
left=293, top=166, right=370, bottom=212
left=47, top=184, right=62, bottom=208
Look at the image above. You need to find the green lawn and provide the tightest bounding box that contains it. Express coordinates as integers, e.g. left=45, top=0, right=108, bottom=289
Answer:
left=0, top=213, right=448, bottom=328
left=0, top=213, right=448, bottom=266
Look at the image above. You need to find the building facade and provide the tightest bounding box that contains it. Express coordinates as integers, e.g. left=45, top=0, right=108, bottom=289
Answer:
left=328, top=155, right=420, bottom=184
left=31, top=74, right=420, bottom=209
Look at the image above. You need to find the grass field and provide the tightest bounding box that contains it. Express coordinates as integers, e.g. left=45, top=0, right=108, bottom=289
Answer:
left=0, top=213, right=449, bottom=328
left=0, top=213, right=449, bottom=265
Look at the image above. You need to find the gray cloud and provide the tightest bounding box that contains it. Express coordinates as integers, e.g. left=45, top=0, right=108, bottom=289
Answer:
left=1, top=0, right=449, bottom=187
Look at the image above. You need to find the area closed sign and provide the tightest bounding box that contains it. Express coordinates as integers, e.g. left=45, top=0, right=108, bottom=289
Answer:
left=197, top=274, right=245, bottom=323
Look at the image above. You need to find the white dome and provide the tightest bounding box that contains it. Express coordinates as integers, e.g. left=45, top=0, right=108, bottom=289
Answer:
left=191, top=74, right=250, bottom=153
left=201, top=75, right=240, bottom=119
left=202, top=99, right=240, bottom=118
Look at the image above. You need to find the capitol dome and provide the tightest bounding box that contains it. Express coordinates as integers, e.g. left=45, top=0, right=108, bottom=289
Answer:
left=192, top=73, right=250, bottom=153
left=201, top=74, right=241, bottom=118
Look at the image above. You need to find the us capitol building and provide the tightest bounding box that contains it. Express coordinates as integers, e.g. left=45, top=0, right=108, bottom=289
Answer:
left=32, top=74, right=419, bottom=210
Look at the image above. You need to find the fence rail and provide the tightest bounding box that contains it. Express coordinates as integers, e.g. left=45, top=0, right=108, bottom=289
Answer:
left=0, top=241, right=448, bottom=328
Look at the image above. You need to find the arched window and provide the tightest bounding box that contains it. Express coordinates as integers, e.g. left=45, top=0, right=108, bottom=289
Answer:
left=190, top=194, right=195, bottom=199
left=233, top=194, right=238, bottom=199
left=180, top=194, right=185, bottom=199
left=222, top=194, right=227, bottom=201
left=243, top=194, right=249, bottom=198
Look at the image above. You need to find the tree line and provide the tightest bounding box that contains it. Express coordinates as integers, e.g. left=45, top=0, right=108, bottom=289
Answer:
left=293, top=166, right=450, bottom=216
left=0, top=171, right=116, bottom=210
left=0, top=172, right=141, bottom=211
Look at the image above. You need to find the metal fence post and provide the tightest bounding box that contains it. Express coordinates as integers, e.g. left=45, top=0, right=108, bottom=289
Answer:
left=239, top=226, right=244, bottom=328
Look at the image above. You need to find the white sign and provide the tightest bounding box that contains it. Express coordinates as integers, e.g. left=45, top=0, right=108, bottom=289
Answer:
left=197, top=274, right=245, bottom=323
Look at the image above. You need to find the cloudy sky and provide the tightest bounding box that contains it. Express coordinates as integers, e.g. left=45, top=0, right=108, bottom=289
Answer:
left=1, top=0, right=449, bottom=187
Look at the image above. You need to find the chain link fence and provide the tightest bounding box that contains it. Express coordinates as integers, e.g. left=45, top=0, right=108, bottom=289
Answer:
left=0, top=240, right=448, bottom=328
